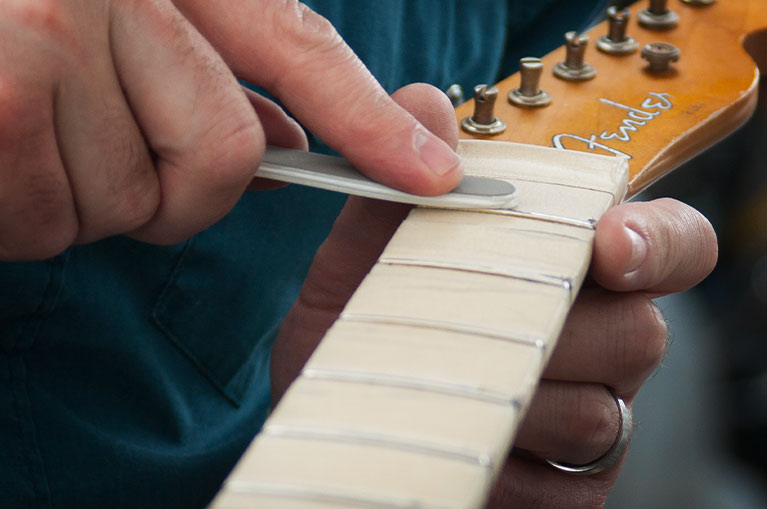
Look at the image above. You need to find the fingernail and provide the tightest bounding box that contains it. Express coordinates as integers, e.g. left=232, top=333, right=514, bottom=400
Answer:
left=414, top=130, right=462, bottom=176
left=625, top=226, right=647, bottom=275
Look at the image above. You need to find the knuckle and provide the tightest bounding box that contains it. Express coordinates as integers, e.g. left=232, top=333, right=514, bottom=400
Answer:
left=618, top=295, right=669, bottom=377
left=8, top=0, right=65, bottom=33
left=648, top=198, right=719, bottom=286
left=81, top=111, right=160, bottom=235
left=272, top=0, right=344, bottom=55
left=197, top=112, right=264, bottom=186
left=108, top=171, right=160, bottom=234
left=6, top=0, right=85, bottom=60
left=559, top=388, right=618, bottom=454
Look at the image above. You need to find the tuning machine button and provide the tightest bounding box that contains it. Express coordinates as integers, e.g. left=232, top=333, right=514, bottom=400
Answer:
left=554, top=32, right=596, bottom=81
left=509, top=57, right=551, bottom=108
left=597, top=7, right=638, bottom=55
left=639, top=0, right=679, bottom=30
left=445, top=84, right=465, bottom=107
left=461, top=85, right=506, bottom=135
left=641, top=42, right=680, bottom=72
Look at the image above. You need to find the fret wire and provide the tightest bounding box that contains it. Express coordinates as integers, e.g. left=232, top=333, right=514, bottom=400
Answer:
left=339, top=313, right=547, bottom=350
left=223, top=481, right=426, bottom=509
left=484, top=176, right=619, bottom=196
left=377, top=257, right=573, bottom=294
left=497, top=225, right=590, bottom=242
left=420, top=206, right=598, bottom=229
left=302, top=367, right=523, bottom=407
left=409, top=211, right=593, bottom=243
left=264, top=424, right=495, bottom=469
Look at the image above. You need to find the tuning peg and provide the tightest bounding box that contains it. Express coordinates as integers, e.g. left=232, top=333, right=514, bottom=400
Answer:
left=445, top=84, right=465, bottom=107
left=641, top=42, right=680, bottom=72
left=639, top=0, right=679, bottom=30
left=508, top=57, right=551, bottom=108
left=554, top=32, right=596, bottom=81
left=597, top=7, right=639, bottom=55
left=461, top=85, right=506, bottom=135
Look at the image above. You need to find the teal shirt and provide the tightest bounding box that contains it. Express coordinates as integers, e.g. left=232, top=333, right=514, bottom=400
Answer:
left=0, top=2, right=603, bottom=507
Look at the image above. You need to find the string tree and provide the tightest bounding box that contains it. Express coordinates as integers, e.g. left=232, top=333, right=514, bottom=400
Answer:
left=597, top=6, right=639, bottom=55
left=553, top=32, right=596, bottom=81
left=460, top=85, right=506, bottom=135
left=508, top=57, right=552, bottom=108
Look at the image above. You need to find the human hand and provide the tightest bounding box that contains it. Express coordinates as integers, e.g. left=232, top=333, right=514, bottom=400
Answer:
left=0, top=0, right=461, bottom=260
left=487, top=198, right=718, bottom=508
left=270, top=82, right=718, bottom=508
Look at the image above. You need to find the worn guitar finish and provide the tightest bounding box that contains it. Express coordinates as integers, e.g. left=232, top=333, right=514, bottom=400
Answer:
left=455, top=0, right=764, bottom=194
left=212, top=1, right=765, bottom=507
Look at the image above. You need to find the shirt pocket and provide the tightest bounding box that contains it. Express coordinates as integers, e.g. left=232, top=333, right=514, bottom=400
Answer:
left=151, top=234, right=280, bottom=407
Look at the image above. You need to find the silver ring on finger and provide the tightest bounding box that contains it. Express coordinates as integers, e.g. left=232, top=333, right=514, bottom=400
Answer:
left=545, top=387, right=632, bottom=475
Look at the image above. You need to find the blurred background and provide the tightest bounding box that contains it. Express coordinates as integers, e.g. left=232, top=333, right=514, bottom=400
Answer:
left=607, top=36, right=767, bottom=509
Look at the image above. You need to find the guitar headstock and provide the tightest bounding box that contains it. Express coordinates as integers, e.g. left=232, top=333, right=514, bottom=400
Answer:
left=455, top=0, right=766, bottom=197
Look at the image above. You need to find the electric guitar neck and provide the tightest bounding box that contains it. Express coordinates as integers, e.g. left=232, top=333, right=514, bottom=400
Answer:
left=212, top=1, right=765, bottom=507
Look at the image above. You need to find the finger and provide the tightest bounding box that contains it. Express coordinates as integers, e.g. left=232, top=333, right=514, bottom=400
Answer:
left=176, top=0, right=463, bottom=195
left=390, top=83, right=460, bottom=151
left=591, top=198, right=718, bottom=295
left=244, top=89, right=308, bottom=151
left=0, top=79, right=77, bottom=260
left=487, top=455, right=617, bottom=509
left=295, top=84, right=457, bottom=312
left=515, top=381, right=623, bottom=467
left=542, top=288, right=668, bottom=398
left=271, top=83, right=456, bottom=399
left=51, top=7, right=159, bottom=244
left=109, top=0, right=265, bottom=245
left=244, top=88, right=308, bottom=190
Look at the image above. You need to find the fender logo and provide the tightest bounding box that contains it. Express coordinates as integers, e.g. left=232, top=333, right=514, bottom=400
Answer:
left=552, top=92, right=673, bottom=159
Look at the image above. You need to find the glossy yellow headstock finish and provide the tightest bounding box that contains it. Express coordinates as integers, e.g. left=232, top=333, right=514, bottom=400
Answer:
left=455, top=0, right=766, bottom=196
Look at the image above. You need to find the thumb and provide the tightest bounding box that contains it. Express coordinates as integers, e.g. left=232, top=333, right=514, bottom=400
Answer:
left=175, top=0, right=463, bottom=195
left=591, top=198, right=718, bottom=295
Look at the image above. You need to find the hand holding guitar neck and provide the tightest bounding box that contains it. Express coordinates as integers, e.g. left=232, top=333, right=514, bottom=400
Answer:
left=215, top=1, right=764, bottom=507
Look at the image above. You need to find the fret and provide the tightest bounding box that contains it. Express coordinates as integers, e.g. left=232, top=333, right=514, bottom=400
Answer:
left=338, top=314, right=546, bottom=349
left=455, top=140, right=626, bottom=224
left=379, top=209, right=597, bottom=296
left=467, top=209, right=598, bottom=230
left=264, top=424, right=495, bottom=468
left=377, top=258, right=573, bottom=293
left=302, top=368, right=521, bottom=406
left=266, top=376, right=520, bottom=461
left=221, top=482, right=424, bottom=509
left=341, top=264, right=572, bottom=351
left=306, top=320, right=543, bottom=402
left=457, top=140, right=627, bottom=200
left=211, top=1, right=765, bottom=505
left=212, top=141, right=626, bottom=509
left=220, top=437, right=492, bottom=509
